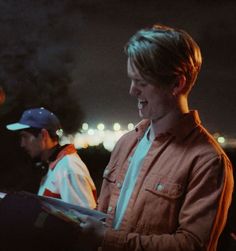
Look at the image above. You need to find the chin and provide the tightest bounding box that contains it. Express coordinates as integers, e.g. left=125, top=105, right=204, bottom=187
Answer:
left=29, top=152, right=37, bottom=159
left=138, top=110, right=146, bottom=118
left=139, top=112, right=151, bottom=120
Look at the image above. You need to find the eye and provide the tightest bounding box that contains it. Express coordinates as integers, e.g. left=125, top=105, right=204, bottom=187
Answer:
left=138, top=82, right=147, bottom=87
left=132, top=79, right=147, bottom=87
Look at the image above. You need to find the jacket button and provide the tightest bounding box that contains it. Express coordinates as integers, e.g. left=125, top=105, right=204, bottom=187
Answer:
left=117, top=182, right=122, bottom=189
left=104, top=169, right=109, bottom=176
left=156, top=184, right=164, bottom=191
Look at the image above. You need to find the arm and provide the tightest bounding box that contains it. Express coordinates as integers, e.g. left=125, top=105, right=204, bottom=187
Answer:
left=59, top=172, right=97, bottom=208
left=55, top=155, right=97, bottom=208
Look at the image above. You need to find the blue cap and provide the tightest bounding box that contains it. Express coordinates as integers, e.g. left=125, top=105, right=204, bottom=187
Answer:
left=6, top=107, right=63, bottom=136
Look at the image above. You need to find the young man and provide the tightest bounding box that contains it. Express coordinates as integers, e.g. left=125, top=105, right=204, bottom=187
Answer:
left=6, top=107, right=96, bottom=208
left=75, top=24, right=234, bottom=251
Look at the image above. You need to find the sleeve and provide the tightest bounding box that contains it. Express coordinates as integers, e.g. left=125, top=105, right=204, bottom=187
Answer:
left=101, top=155, right=234, bottom=251
left=59, top=173, right=96, bottom=208
left=56, top=158, right=97, bottom=209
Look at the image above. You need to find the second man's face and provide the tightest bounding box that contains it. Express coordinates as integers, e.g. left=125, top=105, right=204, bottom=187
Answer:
left=127, top=58, right=175, bottom=122
left=20, top=130, right=44, bottom=159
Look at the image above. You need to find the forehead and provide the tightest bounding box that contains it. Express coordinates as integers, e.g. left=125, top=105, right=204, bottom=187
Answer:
left=127, top=58, right=143, bottom=80
left=20, top=130, right=34, bottom=138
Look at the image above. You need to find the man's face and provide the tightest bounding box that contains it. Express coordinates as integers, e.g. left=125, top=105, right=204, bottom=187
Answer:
left=20, top=130, right=44, bottom=159
left=127, top=58, right=175, bottom=121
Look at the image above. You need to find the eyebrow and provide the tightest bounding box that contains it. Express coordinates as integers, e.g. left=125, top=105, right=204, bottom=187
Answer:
left=127, top=73, right=143, bottom=80
left=128, top=76, right=146, bottom=84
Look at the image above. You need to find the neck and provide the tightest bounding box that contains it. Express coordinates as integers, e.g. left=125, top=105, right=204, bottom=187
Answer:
left=41, top=142, right=59, bottom=162
left=150, top=96, right=189, bottom=139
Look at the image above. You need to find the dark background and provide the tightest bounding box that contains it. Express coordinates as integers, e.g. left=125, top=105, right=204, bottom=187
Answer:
left=0, top=0, right=236, bottom=135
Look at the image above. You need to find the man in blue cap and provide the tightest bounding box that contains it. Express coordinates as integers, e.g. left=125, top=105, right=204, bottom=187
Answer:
left=6, top=107, right=97, bottom=209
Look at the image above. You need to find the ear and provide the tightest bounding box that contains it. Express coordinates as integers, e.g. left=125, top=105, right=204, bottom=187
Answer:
left=40, top=128, right=50, bottom=140
left=172, top=75, right=186, bottom=96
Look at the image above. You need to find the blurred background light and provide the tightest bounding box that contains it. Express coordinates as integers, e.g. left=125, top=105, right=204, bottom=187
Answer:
left=82, top=123, right=89, bottom=131
left=217, top=136, right=226, bottom=144
left=113, top=123, right=121, bottom=131
left=88, top=129, right=95, bottom=135
left=128, top=123, right=134, bottom=131
left=97, top=123, right=105, bottom=131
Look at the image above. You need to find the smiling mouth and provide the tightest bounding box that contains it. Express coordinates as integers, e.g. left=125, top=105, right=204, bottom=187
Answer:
left=138, top=100, right=148, bottom=109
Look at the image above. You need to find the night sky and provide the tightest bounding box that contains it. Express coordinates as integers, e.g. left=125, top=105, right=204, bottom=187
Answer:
left=1, top=0, right=236, bottom=136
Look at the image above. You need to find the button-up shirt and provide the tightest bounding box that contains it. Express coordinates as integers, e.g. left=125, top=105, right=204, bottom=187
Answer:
left=98, top=111, right=234, bottom=251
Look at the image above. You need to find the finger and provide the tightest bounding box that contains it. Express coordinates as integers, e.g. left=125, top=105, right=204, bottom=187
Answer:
left=69, top=209, right=88, bottom=223
left=77, top=214, right=88, bottom=224
left=79, top=221, right=86, bottom=227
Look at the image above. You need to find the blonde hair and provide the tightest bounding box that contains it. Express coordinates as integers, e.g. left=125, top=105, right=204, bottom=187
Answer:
left=125, top=24, right=202, bottom=94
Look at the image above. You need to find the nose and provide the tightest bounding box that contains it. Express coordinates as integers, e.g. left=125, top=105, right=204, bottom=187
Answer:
left=129, top=81, right=140, bottom=97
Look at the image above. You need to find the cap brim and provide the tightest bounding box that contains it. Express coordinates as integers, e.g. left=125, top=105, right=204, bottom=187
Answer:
left=6, top=123, right=30, bottom=131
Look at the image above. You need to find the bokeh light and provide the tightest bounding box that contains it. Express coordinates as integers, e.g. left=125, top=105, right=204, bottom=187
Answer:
left=113, top=123, right=121, bottom=131
left=97, top=123, right=105, bottom=131
left=82, top=123, right=89, bottom=131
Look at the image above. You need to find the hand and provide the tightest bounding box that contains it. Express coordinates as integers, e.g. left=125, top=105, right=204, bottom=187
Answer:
left=230, top=232, right=236, bottom=241
left=73, top=213, right=107, bottom=251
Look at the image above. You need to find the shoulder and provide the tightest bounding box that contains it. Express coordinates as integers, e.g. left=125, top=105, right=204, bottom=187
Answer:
left=185, top=125, right=233, bottom=177
left=53, top=152, right=88, bottom=175
left=187, top=124, right=228, bottom=159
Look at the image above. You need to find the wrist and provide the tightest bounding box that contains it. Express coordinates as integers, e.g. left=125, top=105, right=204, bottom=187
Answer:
left=97, top=224, right=107, bottom=249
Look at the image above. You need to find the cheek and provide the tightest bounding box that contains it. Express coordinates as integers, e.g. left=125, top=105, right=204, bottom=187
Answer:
left=29, top=135, right=36, bottom=142
left=149, top=93, right=162, bottom=106
left=30, top=144, right=42, bottom=157
left=29, top=140, right=41, bottom=152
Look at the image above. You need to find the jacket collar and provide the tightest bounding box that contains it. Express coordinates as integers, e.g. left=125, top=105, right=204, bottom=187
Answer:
left=134, top=110, right=201, bottom=142
left=49, top=144, right=77, bottom=170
